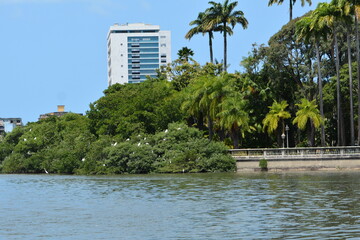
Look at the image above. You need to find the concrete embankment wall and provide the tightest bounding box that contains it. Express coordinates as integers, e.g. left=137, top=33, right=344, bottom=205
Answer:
left=236, top=157, right=360, bottom=172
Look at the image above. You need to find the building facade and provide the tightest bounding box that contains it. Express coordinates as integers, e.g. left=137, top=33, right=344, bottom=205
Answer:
left=0, top=118, right=22, bottom=135
left=107, top=23, right=171, bottom=85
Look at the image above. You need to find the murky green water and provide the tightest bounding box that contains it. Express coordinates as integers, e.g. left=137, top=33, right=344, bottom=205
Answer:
left=1, top=172, right=359, bottom=239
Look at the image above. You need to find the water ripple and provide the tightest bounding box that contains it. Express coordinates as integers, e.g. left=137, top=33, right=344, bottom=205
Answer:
left=0, top=172, right=359, bottom=239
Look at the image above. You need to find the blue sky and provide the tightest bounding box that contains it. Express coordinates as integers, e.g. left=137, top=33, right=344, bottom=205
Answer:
left=0, top=0, right=328, bottom=124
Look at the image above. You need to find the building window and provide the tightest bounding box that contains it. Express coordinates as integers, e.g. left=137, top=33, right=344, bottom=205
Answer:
left=161, top=54, right=166, bottom=58
left=161, top=36, right=166, bottom=39
left=161, top=43, right=166, bottom=47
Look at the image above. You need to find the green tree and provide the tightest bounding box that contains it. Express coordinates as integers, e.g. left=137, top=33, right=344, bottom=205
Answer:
left=268, top=0, right=312, bottom=21
left=333, top=0, right=355, bottom=145
left=352, top=1, right=360, bottom=143
left=182, top=75, right=216, bottom=139
left=186, top=12, right=219, bottom=63
left=152, top=123, right=235, bottom=173
left=293, top=98, right=323, bottom=146
left=206, top=0, right=248, bottom=72
left=296, top=13, right=330, bottom=146
left=313, top=1, right=348, bottom=145
left=2, top=113, right=95, bottom=174
left=263, top=100, right=291, bottom=147
left=177, top=47, right=194, bottom=62
left=87, top=80, right=183, bottom=138
left=217, top=93, right=250, bottom=148
left=182, top=73, right=237, bottom=140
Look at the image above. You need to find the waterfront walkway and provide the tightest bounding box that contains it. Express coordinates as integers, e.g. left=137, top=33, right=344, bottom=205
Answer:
left=230, top=146, right=360, bottom=171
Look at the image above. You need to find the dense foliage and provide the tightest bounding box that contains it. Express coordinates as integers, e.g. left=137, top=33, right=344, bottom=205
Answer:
left=0, top=78, right=235, bottom=174
left=2, top=0, right=360, bottom=173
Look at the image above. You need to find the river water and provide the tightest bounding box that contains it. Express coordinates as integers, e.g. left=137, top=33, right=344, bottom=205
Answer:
left=0, top=172, right=359, bottom=239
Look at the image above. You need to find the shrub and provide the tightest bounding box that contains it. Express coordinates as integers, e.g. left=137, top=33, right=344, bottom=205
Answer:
left=259, top=159, right=268, bottom=171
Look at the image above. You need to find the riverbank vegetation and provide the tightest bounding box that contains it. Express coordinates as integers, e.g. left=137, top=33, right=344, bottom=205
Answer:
left=1, top=0, right=360, bottom=174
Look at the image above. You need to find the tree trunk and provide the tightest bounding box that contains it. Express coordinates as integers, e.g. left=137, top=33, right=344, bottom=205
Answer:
left=223, top=22, right=227, bottom=72
left=289, top=0, right=293, bottom=22
left=347, top=30, right=355, bottom=146
left=197, top=111, right=205, bottom=131
left=207, top=113, right=214, bottom=140
left=231, top=125, right=239, bottom=149
left=355, top=13, right=360, bottom=145
left=209, top=32, right=213, bottom=64
left=315, top=40, right=326, bottom=146
left=306, top=121, right=315, bottom=147
left=334, top=28, right=344, bottom=146
left=277, top=127, right=283, bottom=148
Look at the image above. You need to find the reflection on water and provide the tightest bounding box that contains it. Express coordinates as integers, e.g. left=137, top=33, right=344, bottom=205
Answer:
left=0, top=172, right=359, bottom=239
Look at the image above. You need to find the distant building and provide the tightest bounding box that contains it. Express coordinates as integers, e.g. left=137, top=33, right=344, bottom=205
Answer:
left=38, top=105, right=82, bottom=121
left=0, top=118, right=22, bottom=135
left=107, top=23, right=171, bottom=85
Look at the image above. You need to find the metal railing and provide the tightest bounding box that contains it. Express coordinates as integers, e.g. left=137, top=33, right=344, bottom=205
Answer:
left=229, top=146, right=360, bottom=160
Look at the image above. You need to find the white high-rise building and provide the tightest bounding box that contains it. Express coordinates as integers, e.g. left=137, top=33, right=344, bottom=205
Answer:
left=107, top=23, right=171, bottom=85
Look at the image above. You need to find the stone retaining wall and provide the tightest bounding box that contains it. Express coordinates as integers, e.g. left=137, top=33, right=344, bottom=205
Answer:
left=236, top=158, right=360, bottom=172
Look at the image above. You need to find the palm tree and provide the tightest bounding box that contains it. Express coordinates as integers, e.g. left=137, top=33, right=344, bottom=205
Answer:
left=181, top=75, right=213, bottom=138
left=182, top=75, right=219, bottom=140
left=353, top=1, right=360, bottom=144
left=352, top=1, right=360, bottom=144
left=339, top=0, right=360, bottom=145
left=206, top=0, right=248, bottom=72
left=263, top=100, right=291, bottom=147
left=268, top=0, right=312, bottom=21
left=217, top=93, right=250, bottom=148
left=329, top=0, right=355, bottom=146
left=177, top=47, right=194, bottom=62
left=182, top=73, right=237, bottom=140
left=185, top=12, right=218, bottom=63
left=313, top=2, right=346, bottom=145
left=296, top=13, right=330, bottom=146
left=293, top=98, right=323, bottom=146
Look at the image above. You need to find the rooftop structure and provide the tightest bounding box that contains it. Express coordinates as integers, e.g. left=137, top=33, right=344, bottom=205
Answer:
left=38, top=105, right=82, bottom=121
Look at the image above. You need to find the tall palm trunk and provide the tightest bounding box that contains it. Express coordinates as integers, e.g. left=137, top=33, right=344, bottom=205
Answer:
left=207, top=113, right=214, bottom=140
left=334, top=27, right=345, bottom=146
left=315, top=40, right=326, bottom=146
left=289, top=0, right=293, bottom=21
left=355, top=12, right=360, bottom=145
left=209, top=33, right=214, bottom=64
left=347, top=30, right=355, bottom=145
left=223, top=22, right=227, bottom=72
left=306, top=121, right=315, bottom=147
left=231, top=124, right=239, bottom=148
